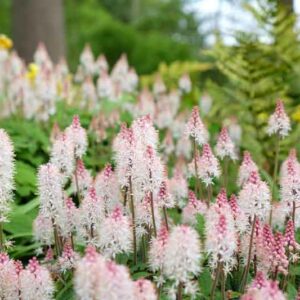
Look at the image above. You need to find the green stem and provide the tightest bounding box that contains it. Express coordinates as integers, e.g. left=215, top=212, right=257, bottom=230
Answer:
left=223, top=157, right=229, bottom=190
left=269, top=135, right=280, bottom=225
left=292, top=201, right=296, bottom=225
left=74, top=158, right=82, bottom=203
left=123, top=186, right=128, bottom=207
left=129, top=176, right=137, bottom=264
left=240, top=215, right=256, bottom=293
left=0, top=222, right=4, bottom=251
left=52, top=219, right=61, bottom=257
left=149, top=171, right=157, bottom=237
left=193, top=138, right=200, bottom=197
left=221, top=263, right=226, bottom=300
left=207, top=184, right=212, bottom=205
left=210, top=261, right=221, bottom=300
left=150, top=190, right=157, bottom=237
left=163, top=206, right=169, bottom=231
left=177, top=282, right=183, bottom=300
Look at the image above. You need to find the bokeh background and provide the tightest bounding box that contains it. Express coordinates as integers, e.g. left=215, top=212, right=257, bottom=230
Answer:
left=0, top=0, right=298, bottom=73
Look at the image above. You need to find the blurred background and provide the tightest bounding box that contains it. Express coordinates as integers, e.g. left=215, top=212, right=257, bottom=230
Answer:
left=0, top=0, right=298, bottom=74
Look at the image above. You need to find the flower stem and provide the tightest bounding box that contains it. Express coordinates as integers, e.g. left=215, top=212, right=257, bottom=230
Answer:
left=74, top=158, right=82, bottom=203
left=292, top=201, right=296, bottom=225
left=240, top=215, right=256, bottom=293
left=269, top=135, right=280, bottom=225
left=52, top=219, right=61, bottom=257
left=207, top=184, right=212, bottom=205
left=193, top=138, right=202, bottom=198
left=221, top=263, right=226, bottom=300
left=210, top=261, right=221, bottom=300
left=129, top=176, right=137, bottom=264
left=163, top=206, right=169, bottom=231
left=0, top=222, right=4, bottom=251
left=123, top=186, right=128, bottom=207
left=223, top=157, right=229, bottom=190
left=177, top=282, right=183, bottom=300
left=150, top=190, right=157, bottom=237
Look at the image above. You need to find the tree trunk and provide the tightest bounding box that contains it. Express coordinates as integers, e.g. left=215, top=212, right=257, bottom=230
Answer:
left=12, top=0, right=65, bottom=64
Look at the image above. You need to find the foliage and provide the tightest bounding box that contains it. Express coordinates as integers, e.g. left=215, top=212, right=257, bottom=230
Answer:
left=0, top=0, right=201, bottom=74
left=100, top=0, right=204, bottom=51
left=65, top=0, right=199, bottom=73
left=206, top=0, right=300, bottom=167
left=141, top=60, right=212, bottom=88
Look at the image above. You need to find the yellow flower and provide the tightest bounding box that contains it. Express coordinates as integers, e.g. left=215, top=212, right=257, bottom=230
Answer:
left=0, top=34, right=13, bottom=50
left=26, top=63, right=39, bottom=81
left=292, top=107, right=300, bottom=122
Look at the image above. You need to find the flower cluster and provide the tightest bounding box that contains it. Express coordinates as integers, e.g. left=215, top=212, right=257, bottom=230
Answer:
left=0, top=43, right=299, bottom=300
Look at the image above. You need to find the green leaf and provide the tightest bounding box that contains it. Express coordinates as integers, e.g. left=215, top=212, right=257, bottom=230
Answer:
left=132, top=271, right=151, bottom=280
left=198, top=268, right=212, bottom=297
left=287, top=282, right=297, bottom=300
left=4, top=212, right=34, bottom=235
left=15, top=161, right=37, bottom=197
left=289, top=265, right=300, bottom=276
left=56, top=280, right=75, bottom=300
left=196, top=214, right=206, bottom=240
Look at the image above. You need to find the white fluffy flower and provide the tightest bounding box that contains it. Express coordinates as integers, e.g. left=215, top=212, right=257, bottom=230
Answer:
left=169, top=166, right=188, bottom=208
left=75, top=246, right=135, bottom=300
left=0, top=253, right=19, bottom=300
left=280, top=157, right=300, bottom=207
left=178, top=73, right=192, bottom=93
left=59, top=243, right=80, bottom=272
left=182, top=191, right=207, bottom=226
left=37, top=163, right=64, bottom=222
left=94, top=164, right=121, bottom=213
left=33, top=212, right=53, bottom=246
left=97, top=72, right=114, bottom=99
left=77, top=187, right=104, bottom=243
left=72, top=159, right=93, bottom=198
left=153, top=75, right=166, bottom=95
left=237, top=151, right=258, bottom=187
left=19, top=257, right=54, bottom=300
left=205, top=201, right=237, bottom=273
left=132, top=115, right=159, bottom=150
left=280, top=148, right=300, bottom=186
left=50, top=132, right=75, bottom=181
left=238, top=171, right=271, bottom=221
left=185, top=106, right=209, bottom=146
left=135, top=193, right=162, bottom=238
left=149, top=226, right=169, bottom=272
left=134, top=279, right=157, bottom=300
left=215, top=127, right=237, bottom=160
left=0, top=129, right=14, bottom=223
left=164, top=225, right=201, bottom=284
left=98, top=206, right=132, bottom=258
left=197, top=143, right=221, bottom=186
left=74, top=247, right=106, bottom=300
left=113, top=124, right=136, bottom=188
left=199, top=93, right=212, bottom=116
left=267, top=100, right=291, bottom=138
left=65, top=115, right=87, bottom=159
left=97, top=260, right=135, bottom=300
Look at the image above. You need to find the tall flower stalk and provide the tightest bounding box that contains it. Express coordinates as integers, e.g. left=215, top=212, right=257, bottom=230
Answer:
left=186, top=106, right=209, bottom=198
left=215, top=126, right=237, bottom=190
left=240, top=215, right=256, bottom=293
left=0, top=129, right=15, bottom=251
left=266, top=100, right=290, bottom=224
